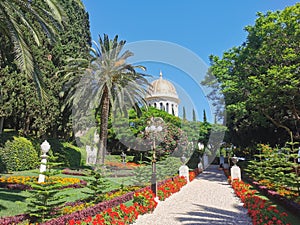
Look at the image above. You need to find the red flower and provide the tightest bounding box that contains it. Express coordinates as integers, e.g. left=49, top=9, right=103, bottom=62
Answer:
left=68, top=219, right=76, bottom=225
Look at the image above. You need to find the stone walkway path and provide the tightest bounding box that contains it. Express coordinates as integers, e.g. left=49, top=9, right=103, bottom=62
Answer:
left=131, top=165, right=252, bottom=225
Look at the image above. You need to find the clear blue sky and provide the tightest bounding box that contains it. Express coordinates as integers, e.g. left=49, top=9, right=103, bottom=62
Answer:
left=81, top=0, right=298, bottom=122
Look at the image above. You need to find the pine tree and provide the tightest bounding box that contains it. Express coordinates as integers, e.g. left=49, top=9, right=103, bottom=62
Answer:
left=245, top=143, right=300, bottom=196
left=83, top=169, right=111, bottom=203
left=26, top=155, right=66, bottom=223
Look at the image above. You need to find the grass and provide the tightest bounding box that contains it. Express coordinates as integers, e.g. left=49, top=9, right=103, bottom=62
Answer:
left=0, top=187, right=94, bottom=217
left=0, top=188, right=30, bottom=217
left=0, top=167, right=137, bottom=218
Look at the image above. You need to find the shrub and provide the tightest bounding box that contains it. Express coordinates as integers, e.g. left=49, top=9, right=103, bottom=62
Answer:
left=132, top=156, right=182, bottom=186
left=83, top=169, right=111, bottom=203
left=47, top=139, right=84, bottom=168
left=0, top=137, right=39, bottom=172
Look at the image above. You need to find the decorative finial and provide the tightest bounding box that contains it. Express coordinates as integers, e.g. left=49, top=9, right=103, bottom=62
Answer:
left=159, top=70, right=163, bottom=79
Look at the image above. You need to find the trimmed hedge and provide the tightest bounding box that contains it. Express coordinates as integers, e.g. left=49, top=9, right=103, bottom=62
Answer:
left=0, top=137, right=39, bottom=172
left=47, top=139, right=85, bottom=168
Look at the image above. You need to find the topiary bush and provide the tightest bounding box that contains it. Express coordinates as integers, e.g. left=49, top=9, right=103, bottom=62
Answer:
left=0, top=137, right=39, bottom=172
left=47, top=139, right=84, bottom=168
left=62, top=142, right=85, bottom=167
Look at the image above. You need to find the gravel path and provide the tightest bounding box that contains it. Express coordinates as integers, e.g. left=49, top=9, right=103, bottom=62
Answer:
left=131, top=165, right=252, bottom=225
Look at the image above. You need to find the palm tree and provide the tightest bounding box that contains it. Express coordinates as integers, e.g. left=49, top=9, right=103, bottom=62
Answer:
left=0, top=0, right=83, bottom=95
left=67, top=34, right=150, bottom=165
left=93, top=34, right=151, bottom=165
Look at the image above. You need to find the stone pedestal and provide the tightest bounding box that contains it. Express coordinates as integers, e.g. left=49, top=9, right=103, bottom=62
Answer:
left=86, top=145, right=97, bottom=165
left=198, top=161, right=203, bottom=173
left=230, top=165, right=241, bottom=181
left=38, top=155, right=48, bottom=183
left=203, top=154, right=209, bottom=169
left=220, top=155, right=224, bottom=165
left=179, top=165, right=190, bottom=183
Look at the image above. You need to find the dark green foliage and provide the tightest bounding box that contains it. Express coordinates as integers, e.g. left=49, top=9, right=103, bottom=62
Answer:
left=202, top=4, right=300, bottom=147
left=245, top=143, right=300, bottom=195
left=203, top=110, right=207, bottom=123
left=186, top=150, right=201, bottom=169
left=26, top=162, right=66, bottom=223
left=83, top=170, right=111, bottom=203
left=0, top=0, right=91, bottom=139
left=183, top=106, right=186, bottom=121
left=132, top=164, right=152, bottom=186
left=192, top=109, right=196, bottom=122
left=132, top=157, right=182, bottom=186
left=0, top=137, right=39, bottom=172
left=0, top=130, right=18, bottom=147
left=47, top=139, right=84, bottom=168
left=108, top=106, right=222, bottom=168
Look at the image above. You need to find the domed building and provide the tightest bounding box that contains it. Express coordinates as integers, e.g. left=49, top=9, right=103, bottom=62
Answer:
left=145, top=71, right=180, bottom=116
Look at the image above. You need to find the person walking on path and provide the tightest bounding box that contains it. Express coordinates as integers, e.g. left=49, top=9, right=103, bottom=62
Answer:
left=131, top=165, right=252, bottom=225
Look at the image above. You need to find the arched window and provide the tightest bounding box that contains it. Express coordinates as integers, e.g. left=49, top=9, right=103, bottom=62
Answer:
left=160, top=102, right=163, bottom=110
left=154, top=103, right=157, bottom=108
left=171, top=104, right=175, bottom=115
left=166, top=103, right=169, bottom=113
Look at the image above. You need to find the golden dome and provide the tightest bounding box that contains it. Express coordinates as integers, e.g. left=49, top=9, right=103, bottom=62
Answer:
left=146, top=71, right=179, bottom=102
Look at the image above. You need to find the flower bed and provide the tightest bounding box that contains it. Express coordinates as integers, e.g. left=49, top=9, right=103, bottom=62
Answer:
left=189, top=168, right=200, bottom=181
left=222, top=168, right=295, bottom=224
left=238, top=174, right=300, bottom=216
left=66, top=189, right=155, bottom=225
left=250, top=180, right=300, bottom=216
left=43, top=191, right=136, bottom=225
left=0, top=173, right=190, bottom=224
left=104, top=161, right=141, bottom=170
left=48, top=175, right=187, bottom=225
left=158, top=176, right=187, bottom=200
left=0, top=176, right=86, bottom=190
left=62, top=168, right=88, bottom=176
left=231, top=179, right=291, bottom=225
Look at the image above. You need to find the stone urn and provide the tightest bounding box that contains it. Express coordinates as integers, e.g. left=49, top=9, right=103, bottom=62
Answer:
left=231, top=156, right=239, bottom=166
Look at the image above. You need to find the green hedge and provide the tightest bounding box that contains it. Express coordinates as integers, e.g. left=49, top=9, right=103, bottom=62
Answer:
left=0, top=137, right=39, bottom=172
left=47, top=139, right=85, bottom=168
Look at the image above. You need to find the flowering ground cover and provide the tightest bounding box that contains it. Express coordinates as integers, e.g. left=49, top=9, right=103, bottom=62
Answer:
left=225, top=166, right=300, bottom=225
left=64, top=176, right=188, bottom=225
left=60, top=169, right=200, bottom=225
left=231, top=179, right=291, bottom=225
left=253, top=179, right=300, bottom=203
left=0, top=176, right=86, bottom=190
left=0, top=165, right=200, bottom=224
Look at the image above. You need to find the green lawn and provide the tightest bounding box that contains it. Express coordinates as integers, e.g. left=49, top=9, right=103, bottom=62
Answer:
left=0, top=168, right=137, bottom=218
left=0, top=187, right=93, bottom=217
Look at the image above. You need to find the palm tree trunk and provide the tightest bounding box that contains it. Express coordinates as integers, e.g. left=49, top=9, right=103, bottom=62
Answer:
left=96, top=86, right=110, bottom=165
left=0, top=117, right=4, bottom=134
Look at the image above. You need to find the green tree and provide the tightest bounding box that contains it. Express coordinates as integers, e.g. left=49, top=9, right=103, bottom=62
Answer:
left=0, top=0, right=69, bottom=93
left=245, top=143, right=300, bottom=195
left=203, top=109, right=207, bottom=123
left=202, top=3, right=300, bottom=147
left=0, top=0, right=91, bottom=138
left=26, top=154, right=66, bottom=223
left=70, top=34, right=150, bottom=166
left=192, top=109, right=196, bottom=122
left=182, top=106, right=186, bottom=121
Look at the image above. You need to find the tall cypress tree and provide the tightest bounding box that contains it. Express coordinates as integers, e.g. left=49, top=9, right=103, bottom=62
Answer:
left=203, top=110, right=207, bottom=123
left=192, top=109, right=196, bottom=122
left=183, top=106, right=186, bottom=121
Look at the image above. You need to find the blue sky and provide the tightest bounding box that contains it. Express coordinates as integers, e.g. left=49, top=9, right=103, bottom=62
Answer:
left=81, top=0, right=298, bottom=122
